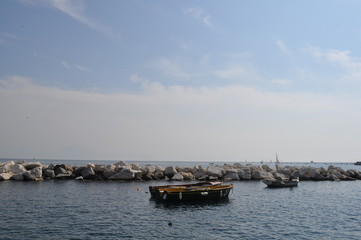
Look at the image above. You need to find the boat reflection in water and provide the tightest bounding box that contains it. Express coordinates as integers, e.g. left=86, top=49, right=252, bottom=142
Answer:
left=149, top=181, right=233, bottom=202
left=152, top=197, right=231, bottom=211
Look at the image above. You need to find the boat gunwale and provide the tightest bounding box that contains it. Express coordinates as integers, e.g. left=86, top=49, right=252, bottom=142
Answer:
left=149, top=181, right=223, bottom=189
left=156, top=184, right=233, bottom=193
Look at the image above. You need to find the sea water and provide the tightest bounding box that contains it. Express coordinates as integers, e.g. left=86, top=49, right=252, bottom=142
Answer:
left=1, top=161, right=361, bottom=239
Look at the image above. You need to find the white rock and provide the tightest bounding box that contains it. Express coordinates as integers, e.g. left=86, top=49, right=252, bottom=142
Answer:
left=252, top=170, right=274, bottom=180
left=0, top=161, right=15, bottom=173
left=155, top=166, right=165, bottom=172
left=31, top=167, right=42, bottom=178
left=238, top=168, right=251, bottom=180
left=23, top=167, right=42, bottom=180
left=107, top=171, right=129, bottom=180
left=22, top=171, right=33, bottom=180
left=276, top=167, right=292, bottom=176
left=205, top=166, right=224, bottom=178
left=93, top=164, right=105, bottom=172
left=164, top=166, right=178, bottom=178
left=107, top=167, right=141, bottom=180
left=192, top=165, right=203, bottom=172
left=209, top=176, right=219, bottom=180
left=223, top=172, right=240, bottom=180
left=86, top=163, right=95, bottom=168
left=345, top=169, right=359, bottom=178
left=328, top=169, right=346, bottom=180
left=153, top=170, right=164, bottom=179
left=81, top=166, right=95, bottom=178
left=249, top=165, right=263, bottom=174
left=193, top=168, right=207, bottom=179
left=23, top=162, right=43, bottom=170
left=197, top=175, right=208, bottom=180
left=105, top=164, right=116, bottom=171
left=177, top=166, right=193, bottom=173
left=225, top=169, right=238, bottom=174
left=11, top=174, right=24, bottom=181
left=130, top=163, right=141, bottom=170
left=16, top=160, right=26, bottom=164
left=180, top=172, right=194, bottom=180
left=309, top=168, right=327, bottom=180
left=55, top=173, right=73, bottom=179
left=299, top=167, right=312, bottom=178
left=273, top=172, right=288, bottom=179
left=118, top=167, right=136, bottom=180
left=171, top=173, right=184, bottom=181
left=222, top=164, right=234, bottom=170
left=43, top=169, right=55, bottom=179
left=104, top=170, right=116, bottom=179
left=261, top=164, right=273, bottom=172
left=102, top=165, right=116, bottom=178
left=233, top=163, right=245, bottom=168
left=328, top=171, right=341, bottom=181
left=10, top=164, right=27, bottom=174
left=143, top=165, right=156, bottom=174
left=114, top=161, right=127, bottom=167
left=0, top=173, right=13, bottom=180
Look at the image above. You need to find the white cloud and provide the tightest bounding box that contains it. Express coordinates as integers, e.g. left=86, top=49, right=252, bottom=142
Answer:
left=75, top=64, right=89, bottom=72
left=212, top=52, right=256, bottom=81
left=180, top=40, right=192, bottom=49
left=129, top=73, right=147, bottom=84
left=1, top=32, right=20, bottom=40
left=0, top=32, right=20, bottom=45
left=307, top=46, right=361, bottom=81
left=61, top=60, right=71, bottom=69
left=153, top=57, right=189, bottom=78
left=276, top=39, right=291, bottom=55
left=51, top=0, right=118, bottom=39
left=185, top=7, right=212, bottom=27
left=1, top=75, right=360, bottom=161
left=272, top=79, right=292, bottom=85
left=215, top=66, right=247, bottom=80
left=61, top=61, right=89, bottom=71
left=24, top=0, right=119, bottom=40
left=220, top=52, right=253, bottom=59
left=214, top=65, right=258, bottom=81
left=322, top=49, right=361, bottom=69
left=0, top=76, right=33, bottom=88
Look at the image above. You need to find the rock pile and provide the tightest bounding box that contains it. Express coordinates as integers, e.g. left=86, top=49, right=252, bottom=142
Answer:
left=0, top=160, right=360, bottom=182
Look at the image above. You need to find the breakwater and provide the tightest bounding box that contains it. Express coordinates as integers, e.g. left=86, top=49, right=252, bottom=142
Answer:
left=0, top=160, right=360, bottom=181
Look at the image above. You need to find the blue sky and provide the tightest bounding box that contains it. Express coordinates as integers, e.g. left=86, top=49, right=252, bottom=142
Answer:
left=1, top=0, right=361, bottom=162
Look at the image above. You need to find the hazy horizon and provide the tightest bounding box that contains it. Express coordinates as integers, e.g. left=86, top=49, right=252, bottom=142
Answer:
left=0, top=157, right=358, bottom=164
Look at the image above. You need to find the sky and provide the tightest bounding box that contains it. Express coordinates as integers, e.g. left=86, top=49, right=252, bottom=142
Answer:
left=1, top=0, right=361, bottom=162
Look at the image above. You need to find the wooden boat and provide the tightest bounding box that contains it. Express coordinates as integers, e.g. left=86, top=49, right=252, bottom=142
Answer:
left=149, top=181, right=233, bottom=202
left=263, top=177, right=299, bottom=188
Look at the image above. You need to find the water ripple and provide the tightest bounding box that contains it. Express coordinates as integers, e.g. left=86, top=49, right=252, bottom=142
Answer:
left=1, top=180, right=361, bottom=239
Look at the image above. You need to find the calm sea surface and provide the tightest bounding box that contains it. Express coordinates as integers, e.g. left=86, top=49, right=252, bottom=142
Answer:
left=1, top=160, right=361, bottom=239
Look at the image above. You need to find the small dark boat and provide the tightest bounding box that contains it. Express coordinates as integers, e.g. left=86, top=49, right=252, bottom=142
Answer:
left=149, top=181, right=233, bottom=202
left=263, top=177, right=299, bottom=188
